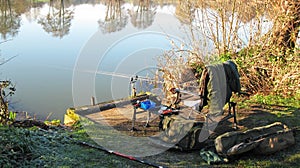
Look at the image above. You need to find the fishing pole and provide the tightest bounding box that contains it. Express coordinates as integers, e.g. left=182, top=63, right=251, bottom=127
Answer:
left=76, top=140, right=166, bottom=168
left=38, top=128, right=166, bottom=168
left=95, top=70, right=159, bottom=82
left=93, top=70, right=203, bottom=103
left=56, top=66, right=202, bottom=102
left=79, top=68, right=197, bottom=86
left=54, top=66, right=199, bottom=90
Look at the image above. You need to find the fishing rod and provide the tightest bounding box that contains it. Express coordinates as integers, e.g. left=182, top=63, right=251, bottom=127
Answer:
left=55, top=65, right=198, bottom=91
left=59, top=66, right=202, bottom=101
left=95, top=70, right=159, bottom=82
left=79, top=69, right=197, bottom=86
left=94, top=70, right=198, bottom=89
left=38, top=128, right=166, bottom=168
left=75, top=140, right=165, bottom=168
left=94, top=70, right=203, bottom=103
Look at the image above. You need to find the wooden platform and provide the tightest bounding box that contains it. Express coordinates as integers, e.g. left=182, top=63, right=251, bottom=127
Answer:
left=73, top=95, right=207, bottom=136
left=73, top=92, right=236, bottom=137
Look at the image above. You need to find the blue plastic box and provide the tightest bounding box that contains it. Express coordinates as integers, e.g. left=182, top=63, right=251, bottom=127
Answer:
left=140, top=100, right=156, bottom=110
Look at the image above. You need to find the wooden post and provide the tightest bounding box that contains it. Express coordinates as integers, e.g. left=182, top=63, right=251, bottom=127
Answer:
left=91, top=96, right=95, bottom=106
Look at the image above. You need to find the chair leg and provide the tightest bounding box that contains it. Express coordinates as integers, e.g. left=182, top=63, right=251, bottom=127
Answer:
left=144, top=110, right=151, bottom=127
left=230, top=102, right=238, bottom=129
left=131, top=106, right=138, bottom=131
left=228, top=102, right=232, bottom=115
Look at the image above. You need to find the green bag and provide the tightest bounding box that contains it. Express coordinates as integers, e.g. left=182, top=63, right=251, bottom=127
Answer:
left=253, top=129, right=295, bottom=154
left=153, top=115, right=205, bottom=151
left=200, top=149, right=227, bottom=165
left=215, top=122, right=295, bottom=156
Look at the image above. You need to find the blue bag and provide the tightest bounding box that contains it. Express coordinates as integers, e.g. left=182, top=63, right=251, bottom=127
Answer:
left=140, top=100, right=156, bottom=110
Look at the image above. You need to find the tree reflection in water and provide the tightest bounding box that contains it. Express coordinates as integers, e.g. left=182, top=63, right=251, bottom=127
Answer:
left=0, top=0, right=297, bottom=47
left=98, top=0, right=128, bottom=34
left=0, top=0, right=21, bottom=40
left=128, top=0, right=156, bottom=29
left=38, top=0, right=74, bottom=38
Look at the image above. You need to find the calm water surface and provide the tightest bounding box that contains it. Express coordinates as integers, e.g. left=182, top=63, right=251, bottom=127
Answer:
left=0, top=1, right=189, bottom=120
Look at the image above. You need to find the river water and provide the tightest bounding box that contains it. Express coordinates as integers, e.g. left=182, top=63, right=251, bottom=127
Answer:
left=0, top=1, right=191, bottom=120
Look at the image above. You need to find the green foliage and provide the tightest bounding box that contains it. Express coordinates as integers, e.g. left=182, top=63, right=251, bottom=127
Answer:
left=231, top=45, right=300, bottom=96
left=44, top=119, right=60, bottom=126
left=251, top=94, right=300, bottom=108
left=8, top=111, right=16, bottom=121
left=219, top=52, right=232, bottom=62
left=0, top=80, right=16, bottom=125
left=190, top=62, right=204, bottom=74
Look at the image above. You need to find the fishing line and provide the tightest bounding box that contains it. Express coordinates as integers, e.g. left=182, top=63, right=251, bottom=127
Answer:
left=48, top=65, right=202, bottom=102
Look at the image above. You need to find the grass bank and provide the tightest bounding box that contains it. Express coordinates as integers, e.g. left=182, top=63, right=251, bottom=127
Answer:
left=1, top=94, right=300, bottom=167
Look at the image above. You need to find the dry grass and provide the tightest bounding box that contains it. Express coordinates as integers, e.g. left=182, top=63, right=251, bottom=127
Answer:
left=159, top=0, right=300, bottom=97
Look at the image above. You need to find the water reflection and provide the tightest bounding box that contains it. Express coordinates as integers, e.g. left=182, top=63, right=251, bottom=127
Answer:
left=98, top=0, right=128, bottom=34
left=128, top=0, right=156, bottom=29
left=38, top=0, right=74, bottom=38
left=0, top=0, right=21, bottom=39
left=0, top=0, right=285, bottom=40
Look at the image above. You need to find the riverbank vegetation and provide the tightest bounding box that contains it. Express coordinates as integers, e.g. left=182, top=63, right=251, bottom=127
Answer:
left=162, top=0, right=299, bottom=97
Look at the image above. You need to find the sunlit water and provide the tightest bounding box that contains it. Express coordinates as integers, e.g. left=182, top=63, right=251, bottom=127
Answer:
left=0, top=2, right=189, bottom=120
